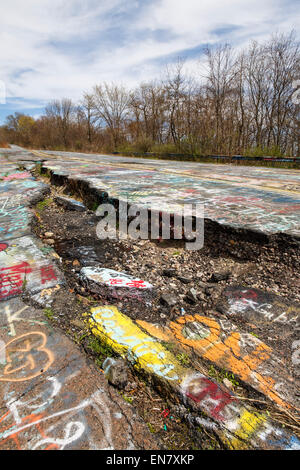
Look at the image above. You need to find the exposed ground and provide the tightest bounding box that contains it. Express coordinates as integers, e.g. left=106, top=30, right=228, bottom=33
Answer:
left=31, top=180, right=300, bottom=352
left=28, top=168, right=300, bottom=448
left=1, top=146, right=299, bottom=451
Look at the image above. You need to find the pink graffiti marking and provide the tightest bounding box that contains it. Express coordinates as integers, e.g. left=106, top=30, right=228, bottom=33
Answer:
left=3, top=172, right=31, bottom=181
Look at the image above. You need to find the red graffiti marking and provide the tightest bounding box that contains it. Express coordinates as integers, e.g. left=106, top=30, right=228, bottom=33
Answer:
left=231, top=289, right=258, bottom=303
left=186, top=377, right=235, bottom=421
left=161, top=409, right=170, bottom=418
left=108, top=278, right=147, bottom=288
left=40, top=265, right=57, bottom=284
left=185, top=189, right=198, bottom=194
left=125, top=280, right=147, bottom=288
left=0, top=243, right=8, bottom=252
left=0, top=262, right=32, bottom=300
left=109, top=279, right=123, bottom=286
left=215, top=196, right=261, bottom=204
left=278, top=205, right=300, bottom=214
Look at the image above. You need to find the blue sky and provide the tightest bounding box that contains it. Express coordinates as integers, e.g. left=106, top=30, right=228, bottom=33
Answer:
left=0, top=0, right=299, bottom=124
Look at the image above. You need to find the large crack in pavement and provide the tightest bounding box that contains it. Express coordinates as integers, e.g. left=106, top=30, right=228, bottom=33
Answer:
left=1, top=146, right=299, bottom=451
left=0, top=149, right=163, bottom=451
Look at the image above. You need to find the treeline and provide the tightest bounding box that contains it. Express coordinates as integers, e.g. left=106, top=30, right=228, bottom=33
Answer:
left=1, top=32, right=299, bottom=157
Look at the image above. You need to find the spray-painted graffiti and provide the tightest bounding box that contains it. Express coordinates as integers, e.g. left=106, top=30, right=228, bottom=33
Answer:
left=184, top=369, right=300, bottom=450
left=0, top=372, right=136, bottom=450
left=42, top=157, right=300, bottom=236
left=137, top=313, right=299, bottom=410
left=88, top=306, right=299, bottom=450
left=0, top=301, right=46, bottom=336
left=0, top=149, right=158, bottom=450
left=0, top=237, right=63, bottom=301
left=0, top=372, right=97, bottom=450
left=1, top=171, right=32, bottom=181
left=80, top=267, right=153, bottom=289
left=180, top=372, right=274, bottom=450
left=0, top=179, right=43, bottom=197
left=183, top=374, right=236, bottom=421
left=0, top=297, right=155, bottom=450
left=0, top=171, right=48, bottom=243
left=0, top=332, right=54, bottom=382
left=221, top=287, right=300, bottom=327
left=89, top=305, right=184, bottom=382
left=80, top=268, right=154, bottom=304
left=0, top=204, right=30, bottom=240
left=0, top=262, right=32, bottom=300
left=0, top=261, right=61, bottom=301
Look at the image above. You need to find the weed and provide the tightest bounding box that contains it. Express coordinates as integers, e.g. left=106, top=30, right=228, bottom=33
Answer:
left=208, top=365, right=240, bottom=389
left=223, top=371, right=239, bottom=388
left=87, top=336, right=116, bottom=360
left=44, top=308, right=55, bottom=320
left=36, top=198, right=53, bottom=213
left=161, top=341, right=176, bottom=354
left=147, top=422, right=156, bottom=433
left=79, top=332, right=89, bottom=342
left=89, top=201, right=99, bottom=211
left=22, top=277, right=28, bottom=291
left=35, top=164, right=43, bottom=175
left=94, top=358, right=103, bottom=368
left=122, top=395, right=134, bottom=405
left=176, top=352, right=191, bottom=366
left=40, top=246, right=53, bottom=254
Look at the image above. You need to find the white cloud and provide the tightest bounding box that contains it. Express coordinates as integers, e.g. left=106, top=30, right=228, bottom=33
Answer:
left=0, top=0, right=298, bottom=114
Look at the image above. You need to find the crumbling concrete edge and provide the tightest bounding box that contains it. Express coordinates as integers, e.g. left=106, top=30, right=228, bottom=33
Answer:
left=86, top=305, right=300, bottom=450
left=40, top=162, right=300, bottom=248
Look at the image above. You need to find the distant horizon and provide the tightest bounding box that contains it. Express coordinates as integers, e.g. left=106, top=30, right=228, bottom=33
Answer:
left=0, top=0, right=299, bottom=124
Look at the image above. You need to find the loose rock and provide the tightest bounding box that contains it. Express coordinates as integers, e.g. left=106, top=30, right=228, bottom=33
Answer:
left=102, top=357, right=129, bottom=389
left=160, top=293, right=178, bottom=307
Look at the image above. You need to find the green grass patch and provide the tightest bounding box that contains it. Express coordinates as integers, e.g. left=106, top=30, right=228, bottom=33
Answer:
left=147, top=422, right=156, bottom=433
left=87, top=336, right=116, bottom=362
left=122, top=395, right=134, bottom=405
left=207, top=365, right=240, bottom=389
left=89, top=201, right=99, bottom=211
left=36, top=197, right=53, bottom=213
left=176, top=352, right=191, bottom=367
left=44, top=308, right=55, bottom=320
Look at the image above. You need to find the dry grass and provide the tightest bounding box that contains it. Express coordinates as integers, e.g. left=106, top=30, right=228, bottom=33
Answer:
left=0, top=141, right=9, bottom=148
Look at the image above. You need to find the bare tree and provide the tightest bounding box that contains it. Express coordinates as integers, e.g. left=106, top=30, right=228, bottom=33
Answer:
left=204, top=44, right=237, bottom=153
left=2, top=32, right=299, bottom=156
left=45, top=98, right=75, bottom=148
left=93, top=83, right=130, bottom=149
left=78, top=92, right=99, bottom=145
left=265, top=32, right=300, bottom=152
left=130, top=81, right=167, bottom=145
left=164, top=59, right=188, bottom=147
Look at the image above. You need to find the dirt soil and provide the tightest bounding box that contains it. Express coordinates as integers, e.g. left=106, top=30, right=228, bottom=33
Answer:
left=28, top=172, right=300, bottom=447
